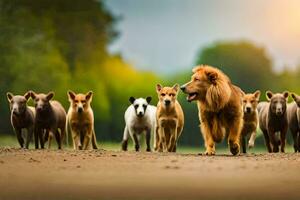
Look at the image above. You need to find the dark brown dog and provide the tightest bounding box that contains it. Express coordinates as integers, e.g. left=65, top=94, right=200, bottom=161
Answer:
left=181, top=65, right=244, bottom=155
left=241, top=91, right=260, bottom=153
left=258, top=91, right=289, bottom=153
left=287, top=93, right=300, bottom=152
left=30, top=91, right=66, bottom=149
left=6, top=92, right=35, bottom=149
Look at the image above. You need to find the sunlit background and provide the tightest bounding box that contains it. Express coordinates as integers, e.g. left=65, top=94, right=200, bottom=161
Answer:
left=0, top=0, right=299, bottom=150
left=106, top=0, right=300, bottom=73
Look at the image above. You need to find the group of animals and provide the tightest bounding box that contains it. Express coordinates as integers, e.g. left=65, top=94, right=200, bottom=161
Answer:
left=7, top=91, right=97, bottom=150
left=6, top=65, right=300, bottom=155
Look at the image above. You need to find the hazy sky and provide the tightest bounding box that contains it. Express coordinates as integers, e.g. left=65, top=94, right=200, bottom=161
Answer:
left=105, top=0, right=300, bottom=74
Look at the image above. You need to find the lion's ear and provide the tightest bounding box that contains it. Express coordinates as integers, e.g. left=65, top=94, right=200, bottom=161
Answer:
left=206, top=71, right=218, bottom=84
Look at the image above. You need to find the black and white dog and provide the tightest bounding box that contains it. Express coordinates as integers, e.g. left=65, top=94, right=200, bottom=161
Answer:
left=121, top=97, right=156, bottom=152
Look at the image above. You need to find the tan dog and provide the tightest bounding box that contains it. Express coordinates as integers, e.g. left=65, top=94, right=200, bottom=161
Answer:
left=181, top=65, right=243, bottom=155
left=155, top=84, right=184, bottom=152
left=67, top=91, right=98, bottom=150
left=241, top=91, right=260, bottom=153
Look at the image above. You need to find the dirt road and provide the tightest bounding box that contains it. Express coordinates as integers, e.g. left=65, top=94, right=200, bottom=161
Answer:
left=0, top=148, right=299, bottom=200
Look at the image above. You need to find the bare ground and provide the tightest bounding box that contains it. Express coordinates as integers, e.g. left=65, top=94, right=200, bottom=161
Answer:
left=0, top=148, right=300, bottom=200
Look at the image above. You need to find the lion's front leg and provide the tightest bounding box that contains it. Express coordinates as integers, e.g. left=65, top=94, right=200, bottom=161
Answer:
left=201, top=122, right=215, bottom=155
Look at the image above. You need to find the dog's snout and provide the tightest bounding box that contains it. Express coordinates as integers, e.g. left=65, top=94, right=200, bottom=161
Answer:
left=12, top=108, right=18, bottom=115
left=137, top=111, right=144, bottom=117
left=246, top=107, right=251, bottom=113
left=164, top=100, right=171, bottom=105
left=78, top=107, right=83, bottom=113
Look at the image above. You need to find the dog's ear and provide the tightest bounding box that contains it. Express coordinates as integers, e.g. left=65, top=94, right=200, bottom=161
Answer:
left=129, top=97, right=135, bottom=104
left=156, top=84, right=162, bottom=93
left=205, top=71, right=218, bottom=85
left=46, top=91, right=54, bottom=101
left=291, top=93, right=300, bottom=107
left=30, top=91, right=37, bottom=100
left=291, top=93, right=298, bottom=102
left=282, top=91, right=289, bottom=100
left=6, top=92, right=13, bottom=102
left=266, top=91, right=273, bottom=101
left=86, top=91, right=93, bottom=101
left=146, top=96, right=152, bottom=104
left=172, top=84, right=179, bottom=93
left=254, top=90, right=261, bottom=101
left=24, top=91, right=31, bottom=101
left=67, top=90, right=76, bottom=101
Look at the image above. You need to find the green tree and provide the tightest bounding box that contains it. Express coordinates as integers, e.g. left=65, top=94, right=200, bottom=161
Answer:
left=196, top=41, right=274, bottom=93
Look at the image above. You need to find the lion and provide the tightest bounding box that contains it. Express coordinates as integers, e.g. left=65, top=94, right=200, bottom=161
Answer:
left=180, top=65, right=244, bottom=155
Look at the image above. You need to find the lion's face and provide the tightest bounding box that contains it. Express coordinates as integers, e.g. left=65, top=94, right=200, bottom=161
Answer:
left=180, top=67, right=216, bottom=102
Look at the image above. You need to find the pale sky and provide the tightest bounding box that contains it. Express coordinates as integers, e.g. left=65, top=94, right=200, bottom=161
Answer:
left=105, top=0, right=300, bottom=74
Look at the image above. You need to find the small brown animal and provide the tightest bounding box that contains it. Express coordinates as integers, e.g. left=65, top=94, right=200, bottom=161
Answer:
left=6, top=92, right=35, bottom=149
left=258, top=91, right=289, bottom=153
left=287, top=93, right=300, bottom=152
left=241, top=90, right=260, bottom=153
left=181, top=65, right=244, bottom=155
left=155, top=84, right=184, bottom=152
left=66, top=91, right=98, bottom=150
left=30, top=91, right=66, bottom=149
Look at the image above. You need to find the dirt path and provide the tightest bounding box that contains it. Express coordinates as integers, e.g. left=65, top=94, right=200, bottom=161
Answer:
left=0, top=148, right=299, bottom=200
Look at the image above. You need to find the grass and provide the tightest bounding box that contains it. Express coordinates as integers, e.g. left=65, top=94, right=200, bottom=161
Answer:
left=0, top=134, right=295, bottom=154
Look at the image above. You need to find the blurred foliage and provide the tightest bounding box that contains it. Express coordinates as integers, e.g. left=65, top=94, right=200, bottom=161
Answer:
left=0, top=1, right=299, bottom=149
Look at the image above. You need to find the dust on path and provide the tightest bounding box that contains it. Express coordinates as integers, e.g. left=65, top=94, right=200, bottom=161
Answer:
left=0, top=148, right=299, bottom=200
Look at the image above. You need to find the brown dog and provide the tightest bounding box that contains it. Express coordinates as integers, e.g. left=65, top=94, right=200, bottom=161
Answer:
left=66, top=91, right=98, bottom=150
left=155, top=84, right=184, bottom=152
left=287, top=93, right=300, bottom=152
left=181, top=65, right=243, bottom=155
left=31, top=91, right=66, bottom=149
left=6, top=92, right=35, bottom=149
left=241, top=91, right=260, bottom=153
left=258, top=91, right=289, bottom=153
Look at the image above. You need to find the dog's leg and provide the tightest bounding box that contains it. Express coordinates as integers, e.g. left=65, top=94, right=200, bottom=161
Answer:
left=25, top=126, right=34, bottom=149
left=154, top=125, right=161, bottom=152
left=72, top=130, right=81, bottom=150
left=15, top=129, right=24, bottom=148
left=132, top=133, right=140, bottom=152
left=145, top=129, right=151, bottom=152
left=201, top=123, right=215, bottom=155
left=159, top=126, right=168, bottom=152
left=82, top=127, right=92, bottom=150
left=228, top=117, right=242, bottom=156
left=280, top=128, right=287, bottom=153
left=47, top=130, right=52, bottom=149
left=291, top=130, right=298, bottom=152
left=60, top=126, right=66, bottom=149
left=268, top=131, right=279, bottom=153
left=54, top=129, right=62, bottom=150
left=240, top=134, right=246, bottom=154
left=91, top=129, right=98, bottom=149
left=34, top=126, right=39, bottom=149
left=248, top=131, right=256, bottom=149
left=172, top=126, right=182, bottom=152
left=168, top=121, right=178, bottom=152
left=39, top=128, right=44, bottom=149
left=122, top=126, right=129, bottom=151
left=262, top=130, right=272, bottom=153
left=297, top=132, right=300, bottom=152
